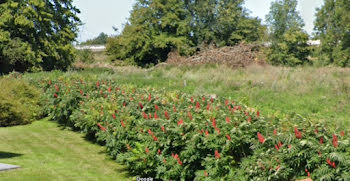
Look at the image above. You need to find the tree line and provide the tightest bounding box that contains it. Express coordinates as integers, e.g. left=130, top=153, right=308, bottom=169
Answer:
left=0, top=0, right=349, bottom=73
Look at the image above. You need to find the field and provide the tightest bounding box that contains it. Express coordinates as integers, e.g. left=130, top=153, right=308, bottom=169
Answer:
left=1, top=64, right=350, bottom=180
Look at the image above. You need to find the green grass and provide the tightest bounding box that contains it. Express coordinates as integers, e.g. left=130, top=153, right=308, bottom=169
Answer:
left=0, top=118, right=132, bottom=181
left=53, top=64, right=350, bottom=127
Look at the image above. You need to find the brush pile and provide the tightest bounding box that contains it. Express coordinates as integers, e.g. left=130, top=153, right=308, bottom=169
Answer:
left=167, top=43, right=265, bottom=67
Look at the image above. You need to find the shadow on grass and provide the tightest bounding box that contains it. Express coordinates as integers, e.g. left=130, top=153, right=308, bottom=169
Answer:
left=0, top=151, right=22, bottom=159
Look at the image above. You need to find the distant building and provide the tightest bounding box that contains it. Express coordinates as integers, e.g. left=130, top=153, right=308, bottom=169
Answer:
left=75, top=45, right=106, bottom=52
left=307, top=40, right=321, bottom=46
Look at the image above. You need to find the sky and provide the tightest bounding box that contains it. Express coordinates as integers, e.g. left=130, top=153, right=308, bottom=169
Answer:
left=73, top=0, right=324, bottom=42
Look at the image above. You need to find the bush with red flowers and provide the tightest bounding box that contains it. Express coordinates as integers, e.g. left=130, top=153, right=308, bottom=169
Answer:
left=32, top=75, right=350, bottom=180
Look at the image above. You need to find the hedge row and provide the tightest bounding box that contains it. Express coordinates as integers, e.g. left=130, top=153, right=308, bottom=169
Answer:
left=32, top=75, right=350, bottom=180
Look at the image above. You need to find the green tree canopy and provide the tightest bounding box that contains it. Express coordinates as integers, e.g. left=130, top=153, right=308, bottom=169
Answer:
left=80, top=32, right=109, bottom=45
left=266, top=0, right=310, bottom=66
left=0, top=0, right=80, bottom=73
left=107, top=0, right=265, bottom=66
left=314, top=0, right=350, bottom=67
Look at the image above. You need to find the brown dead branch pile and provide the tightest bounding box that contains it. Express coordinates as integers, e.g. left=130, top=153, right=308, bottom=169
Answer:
left=166, top=43, right=265, bottom=68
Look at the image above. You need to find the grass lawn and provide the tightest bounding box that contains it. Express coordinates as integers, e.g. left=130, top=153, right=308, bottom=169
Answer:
left=0, top=118, right=132, bottom=181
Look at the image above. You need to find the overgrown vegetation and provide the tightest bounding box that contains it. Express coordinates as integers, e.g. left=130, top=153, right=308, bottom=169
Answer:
left=0, top=0, right=80, bottom=73
left=266, top=0, right=310, bottom=66
left=17, top=69, right=350, bottom=180
left=314, top=0, right=350, bottom=67
left=0, top=76, right=42, bottom=127
left=106, top=0, right=265, bottom=66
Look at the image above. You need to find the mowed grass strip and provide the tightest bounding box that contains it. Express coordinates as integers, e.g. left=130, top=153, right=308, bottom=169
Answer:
left=0, top=118, right=132, bottom=181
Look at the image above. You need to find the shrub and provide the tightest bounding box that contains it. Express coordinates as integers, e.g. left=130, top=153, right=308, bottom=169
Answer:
left=32, top=75, right=350, bottom=180
left=0, top=76, right=42, bottom=127
left=76, top=49, right=95, bottom=64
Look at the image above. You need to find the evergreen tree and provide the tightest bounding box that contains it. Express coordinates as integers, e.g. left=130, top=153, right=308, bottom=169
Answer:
left=314, top=0, right=350, bottom=67
left=0, top=0, right=80, bottom=73
left=266, top=0, right=310, bottom=66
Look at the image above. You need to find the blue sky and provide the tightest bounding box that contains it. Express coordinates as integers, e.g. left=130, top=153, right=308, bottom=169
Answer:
left=74, top=0, right=324, bottom=42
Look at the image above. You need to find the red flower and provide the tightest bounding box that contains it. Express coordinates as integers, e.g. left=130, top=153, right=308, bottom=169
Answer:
left=332, top=134, right=338, bottom=148
left=245, top=112, right=249, bottom=116
left=96, top=81, right=100, bottom=88
left=155, top=104, right=159, bottom=111
left=247, top=116, right=252, bottom=123
left=154, top=112, right=159, bottom=119
left=315, top=128, right=319, bottom=134
left=148, top=113, right=152, bottom=119
left=273, top=129, right=277, bottom=136
left=145, top=147, right=149, bottom=154
left=305, top=169, right=311, bottom=177
left=177, top=119, right=184, bottom=126
left=187, top=112, right=193, bottom=120
left=158, top=149, right=161, bottom=155
left=161, top=126, right=165, bottom=133
left=48, top=80, right=52, bottom=85
left=225, top=117, right=230, bottom=123
left=340, top=131, right=345, bottom=137
left=256, top=111, right=260, bottom=117
left=210, top=97, right=214, bottom=103
left=196, top=102, right=200, bottom=110
left=148, top=94, right=152, bottom=102
left=120, top=120, right=126, bottom=128
left=294, top=127, right=302, bottom=139
left=148, top=129, right=154, bottom=136
left=215, top=150, right=220, bottom=159
left=204, top=171, right=208, bottom=177
left=108, top=87, right=112, bottom=92
left=153, top=135, right=158, bottom=141
left=288, top=144, right=292, bottom=149
left=206, top=104, right=211, bottom=111
left=225, top=100, right=229, bottom=105
left=80, top=90, right=84, bottom=96
left=173, top=105, right=177, bottom=112
left=164, top=111, right=170, bottom=120
left=123, top=102, right=126, bottom=107
left=202, top=96, right=205, bottom=102
left=112, top=113, right=116, bottom=120
left=215, top=127, right=220, bottom=134
left=257, top=132, right=265, bottom=143
left=205, top=130, right=209, bottom=136
left=275, top=141, right=283, bottom=151
left=226, top=134, right=231, bottom=141
left=211, top=118, right=217, bottom=128
left=142, top=112, right=148, bottom=119
left=53, top=93, right=58, bottom=98
left=190, top=97, right=194, bottom=103
left=138, top=102, right=143, bottom=109
left=54, top=84, right=59, bottom=92
left=97, top=123, right=106, bottom=132
left=320, top=137, right=324, bottom=144
left=326, top=158, right=336, bottom=168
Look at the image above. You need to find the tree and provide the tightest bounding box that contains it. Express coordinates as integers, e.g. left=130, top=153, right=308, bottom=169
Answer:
left=266, top=0, right=310, bottom=66
left=314, top=0, right=350, bottom=67
left=0, top=0, right=80, bottom=73
left=107, top=0, right=264, bottom=66
left=80, top=32, right=109, bottom=45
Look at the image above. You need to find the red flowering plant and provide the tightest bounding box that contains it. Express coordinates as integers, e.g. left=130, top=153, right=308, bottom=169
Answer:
left=34, top=75, right=350, bottom=181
